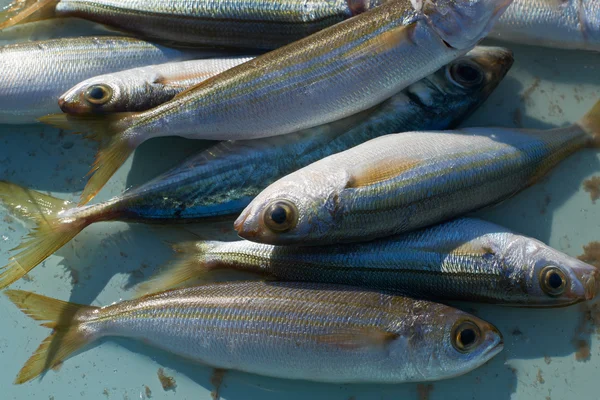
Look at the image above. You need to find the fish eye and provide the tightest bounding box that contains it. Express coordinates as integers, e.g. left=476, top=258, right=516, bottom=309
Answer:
left=84, top=84, right=113, bottom=105
left=263, top=200, right=298, bottom=232
left=540, top=266, right=568, bottom=296
left=447, top=60, right=484, bottom=88
left=451, top=320, right=481, bottom=353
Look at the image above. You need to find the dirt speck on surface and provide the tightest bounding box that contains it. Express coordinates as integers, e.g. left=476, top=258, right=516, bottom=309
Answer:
left=544, top=355, right=552, bottom=365
left=546, top=397, right=551, bottom=400
left=103, top=389, right=109, bottom=397
left=512, top=328, right=523, bottom=336
left=144, top=386, right=151, bottom=398
left=578, top=242, right=600, bottom=269
left=417, top=384, right=433, bottom=400
left=3, top=214, right=13, bottom=224
left=513, top=108, right=522, bottom=127
left=583, top=176, right=600, bottom=203
left=521, top=77, right=541, bottom=105
left=157, top=368, right=176, bottom=391
left=574, top=339, right=591, bottom=361
left=539, top=194, right=551, bottom=214
left=210, top=369, right=226, bottom=400
left=536, top=369, right=545, bottom=384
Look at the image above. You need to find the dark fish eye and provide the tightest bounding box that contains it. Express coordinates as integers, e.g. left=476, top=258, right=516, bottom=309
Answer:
left=263, top=200, right=298, bottom=232
left=84, top=84, right=113, bottom=105
left=540, top=266, right=568, bottom=296
left=452, top=321, right=481, bottom=353
left=448, top=60, right=484, bottom=88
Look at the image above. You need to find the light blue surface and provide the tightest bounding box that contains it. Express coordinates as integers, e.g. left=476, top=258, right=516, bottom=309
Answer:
left=0, top=16, right=600, bottom=400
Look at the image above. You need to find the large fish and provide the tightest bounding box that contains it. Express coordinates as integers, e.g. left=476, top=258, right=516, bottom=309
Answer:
left=0, top=0, right=385, bottom=49
left=59, top=57, right=255, bottom=114
left=142, top=218, right=598, bottom=307
left=5, top=281, right=504, bottom=384
left=235, top=101, right=600, bottom=246
left=41, top=0, right=513, bottom=204
left=0, top=46, right=512, bottom=289
left=490, top=0, right=600, bottom=51
left=0, top=36, right=213, bottom=124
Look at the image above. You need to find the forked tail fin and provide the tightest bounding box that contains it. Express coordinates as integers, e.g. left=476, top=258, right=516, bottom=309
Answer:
left=579, top=100, right=600, bottom=147
left=39, top=113, right=137, bottom=205
left=5, top=290, right=99, bottom=384
left=0, top=0, right=59, bottom=30
left=0, top=182, right=91, bottom=288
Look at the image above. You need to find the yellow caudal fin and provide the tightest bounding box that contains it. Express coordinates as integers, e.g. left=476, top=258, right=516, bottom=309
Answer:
left=0, top=0, right=59, bottom=30
left=0, top=182, right=91, bottom=288
left=4, top=290, right=99, bottom=384
left=136, top=241, right=226, bottom=296
left=578, top=100, right=600, bottom=147
left=39, top=113, right=137, bottom=205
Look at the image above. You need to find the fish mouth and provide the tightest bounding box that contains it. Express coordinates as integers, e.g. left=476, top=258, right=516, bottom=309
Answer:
left=233, top=212, right=260, bottom=238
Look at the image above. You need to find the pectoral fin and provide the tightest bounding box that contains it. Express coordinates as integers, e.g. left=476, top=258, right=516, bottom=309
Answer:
left=347, top=158, right=421, bottom=188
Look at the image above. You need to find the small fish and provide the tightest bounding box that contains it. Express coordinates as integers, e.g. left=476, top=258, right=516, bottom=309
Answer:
left=490, top=0, right=600, bottom=51
left=235, top=101, right=600, bottom=246
left=0, top=46, right=513, bottom=289
left=40, top=0, right=513, bottom=204
left=0, top=36, right=213, bottom=124
left=59, top=57, right=255, bottom=114
left=0, top=0, right=385, bottom=49
left=5, top=281, right=504, bottom=384
left=142, top=218, right=598, bottom=307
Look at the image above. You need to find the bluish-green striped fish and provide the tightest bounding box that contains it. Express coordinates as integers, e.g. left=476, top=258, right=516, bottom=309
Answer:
left=0, top=36, right=212, bottom=124
left=5, top=281, right=503, bottom=384
left=0, top=0, right=385, bottom=49
left=143, top=218, right=598, bottom=307
left=59, top=57, right=255, bottom=114
left=0, top=46, right=512, bottom=290
left=490, top=0, right=600, bottom=51
left=41, top=0, right=513, bottom=204
left=235, top=101, right=600, bottom=246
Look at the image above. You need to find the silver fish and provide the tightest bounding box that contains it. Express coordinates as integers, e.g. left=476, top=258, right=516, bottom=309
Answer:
left=144, top=218, right=598, bottom=307
left=59, top=57, right=255, bottom=114
left=0, top=36, right=213, bottom=124
left=5, top=281, right=503, bottom=384
left=42, top=0, right=513, bottom=204
left=490, top=0, right=600, bottom=51
left=235, top=101, right=600, bottom=245
left=0, top=0, right=385, bottom=50
left=0, top=46, right=513, bottom=289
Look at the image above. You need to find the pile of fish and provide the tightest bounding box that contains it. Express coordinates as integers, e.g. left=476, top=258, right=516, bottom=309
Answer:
left=0, top=0, right=598, bottom=390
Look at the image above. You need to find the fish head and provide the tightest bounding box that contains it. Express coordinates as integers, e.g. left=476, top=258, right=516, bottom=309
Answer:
left=419, top=0, right=514, bottom=50
left=412, top=45, right=513, bottom=126
left=234, top=167, right=346, bottom=245
left=59, top=75, right=123, bottom=114
left=503, top=235, right=600, bottom=306
left=389, top=304, right=503, bottom=379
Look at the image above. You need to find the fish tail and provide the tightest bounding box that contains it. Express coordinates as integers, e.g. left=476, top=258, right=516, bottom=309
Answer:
left=39, top=113, right=137, bottom=205
left=0, top=182, right=91, bottom=288
left=136, top=241, right=230, bottom=296
left=5, top=290, right=99, bottom=384
left=0, top=0, right=59, bottom=30
left=579, top=100, right=600, bottom=147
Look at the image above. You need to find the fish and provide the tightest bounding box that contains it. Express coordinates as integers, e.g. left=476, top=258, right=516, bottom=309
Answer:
left=0, top=0, right=386, bottom=49
left=40, top=0, right=513, bottom=204
left=0, top=36, right=215, bottom=124
left=234, top=100, right=600, bottom=246
left=490, top=0, right=600, bottom=52
left=59, top=57, right=256, bottom=114
left=0, top=46, right=513, bottom=289
left=5, top=281, right=504, bottom=384
left=141, top=218, right=599, bottom=307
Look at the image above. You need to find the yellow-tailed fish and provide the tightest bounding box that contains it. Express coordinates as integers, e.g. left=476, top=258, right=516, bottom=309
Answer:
left=59, top=57, right=255, bottom=114
left=235, top=101, right=600, bottom=246
left=40, top=0, right=513, bottom=205
left=142, top=218, right=598, bottom=307
left=0, top=0, right=385, bottom=49
left=0, top=46, right=512, bottom=289
left=491, top=0, right=600, bottom=51
left=5, top=281, right=504, bottom=384
left=0, top=36, right=214, bottom=124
